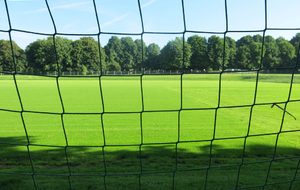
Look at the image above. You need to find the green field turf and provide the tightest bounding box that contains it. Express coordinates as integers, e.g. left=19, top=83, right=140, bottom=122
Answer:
left=0, top=73, right=300, bottom=190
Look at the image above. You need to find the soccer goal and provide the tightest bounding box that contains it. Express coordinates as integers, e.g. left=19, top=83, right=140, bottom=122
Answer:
left=0, top=0, right=300, bottom=189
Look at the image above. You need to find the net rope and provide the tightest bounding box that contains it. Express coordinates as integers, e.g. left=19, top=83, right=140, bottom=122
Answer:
left=0, top=0, right=300, bottom=189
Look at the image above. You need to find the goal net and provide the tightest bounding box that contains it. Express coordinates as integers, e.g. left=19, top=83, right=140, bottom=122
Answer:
left=0, top=0, right=300, bottom=189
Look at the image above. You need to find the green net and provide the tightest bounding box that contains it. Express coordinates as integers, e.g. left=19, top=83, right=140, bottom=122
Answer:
left=1, top=0, right=300, bottom=189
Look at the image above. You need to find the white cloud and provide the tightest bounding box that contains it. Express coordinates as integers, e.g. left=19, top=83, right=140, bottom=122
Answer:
left=87, top=13, right=143, bottom=33
left=141, top=0, right=158, bottom=8
left=22, top=2, right=91, bottom=14
left=51, top=2, right=91, bottom=10
left=64, top=21, right=80, bottom=30
left=101, top=13, right=130, bottom=28
left=21, top=8, right=47, bottom=14
left=86, top=13, right=130, bottom=32
left=86, top=26, right=98, bottom=32
left=9, top=0, right=34, bottom=1
left=10, top=0, right=33, bottom=1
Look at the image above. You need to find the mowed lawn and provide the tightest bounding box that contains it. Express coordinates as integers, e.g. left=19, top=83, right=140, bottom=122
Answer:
left=1, top=73, right=300, bottom=190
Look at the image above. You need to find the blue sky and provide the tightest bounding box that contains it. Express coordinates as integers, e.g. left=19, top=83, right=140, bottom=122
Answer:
left=0, top=0, right=300, bottom=49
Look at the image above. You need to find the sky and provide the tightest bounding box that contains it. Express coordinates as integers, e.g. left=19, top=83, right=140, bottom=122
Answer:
left=0, top=0, right=300, bottom=50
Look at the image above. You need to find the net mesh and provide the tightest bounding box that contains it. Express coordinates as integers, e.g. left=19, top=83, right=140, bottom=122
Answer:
left=0, top=0, right=300, bottom=189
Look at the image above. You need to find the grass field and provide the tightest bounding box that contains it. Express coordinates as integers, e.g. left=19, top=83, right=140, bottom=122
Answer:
left=0, top=73, right=300, bottom=190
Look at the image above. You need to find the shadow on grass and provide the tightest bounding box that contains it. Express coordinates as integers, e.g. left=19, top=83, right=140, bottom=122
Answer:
left=1, top=136, right=300, bottom=190
left=1, top=135, right=300, bottom=169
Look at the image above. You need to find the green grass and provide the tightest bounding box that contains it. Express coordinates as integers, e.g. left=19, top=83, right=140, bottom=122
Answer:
left=0, top=73, right=300, bottom=190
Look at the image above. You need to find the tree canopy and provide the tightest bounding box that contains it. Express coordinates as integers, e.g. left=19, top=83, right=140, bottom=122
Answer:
left=160, top=37, right=191, bottom=70
left=187, top=35, right=208, bottom=70
left=0, top=33, right=300, bottom=73
left=0, top=40, right=26, bottom=72
left=145, top=43, right=160, bottom=69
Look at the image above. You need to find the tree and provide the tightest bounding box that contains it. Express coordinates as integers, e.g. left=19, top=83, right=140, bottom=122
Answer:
left=120, top=37, right=137, bottom=70
left=0, top=40, right=27, bottom=72
left=253, top=34, right=263, bottom=43
left=224, top=37, right=237, bottom=69
left=70, top=39, right=84, bottom=71
left=187, top=35, right=208, bottom=70
left=106, top=58, right=121, bottom=71
left=262, top=35, right=280, bottom=68
left=160, top=37, right=191, bottom=70
left=249, top=41, right=264, bottom=69
left=104, top=36, right=122, bottom=71
left=145, top=43, right=160, bottom=69
left=235, top=35, right=264, bottom=69
left=26, top=37, right=77, bottom=73
left=276, top=37, right=296, bottom=67
left=207, top=35, right=223, bottom=70
left=236, top=35, right=253, bottom=47
left=290, top=33, right=300, bottom=49
left=54, top=37, right=73, bottom=72
left=290, top=33, right=300, bottom=64
left=134, top=39, right=147, bottom=70
left=235, top=45, right=251, bottom=69
left=26, top=38, right=56, bottom=72
left=71, top=37, right=106, bottom=72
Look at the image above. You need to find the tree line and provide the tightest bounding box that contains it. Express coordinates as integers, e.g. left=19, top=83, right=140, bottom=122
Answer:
left=0, top=33, right=299, bottom=73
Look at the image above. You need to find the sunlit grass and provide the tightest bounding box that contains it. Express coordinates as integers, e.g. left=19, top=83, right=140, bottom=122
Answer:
left=0, top=73, right=300, bottom=190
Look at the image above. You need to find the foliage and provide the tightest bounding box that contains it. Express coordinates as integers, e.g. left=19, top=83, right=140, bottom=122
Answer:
left=0, top=40, right=26, bottom=72
left=187, top=35, right=208, bottom=70
left=71, top=37, right=106, bottom=72
left=120, top=37, right=138, bottom=70
left=235, top=35, right=265, bottom=69
left=145, top=43, right=160, bottom=69
left=224, top=36, right=237, bottom=69
left=262, top=35, right=280, bottom=68
left=207, top=35, right=224, bottom=70
left=25, top=38, right=57, bottom=72
left=56, top=37, right=73, bottom=72
left=1, top=33, right=300, bottom=72
left=25, top=37, right=106, bottom=73
left=104, top=36, right=122, bottom=71
left=160, top=37, right=191, bottom=70
left=134, top=39, right=147, bottom=70
left=276, top=37, right=296, bottom=67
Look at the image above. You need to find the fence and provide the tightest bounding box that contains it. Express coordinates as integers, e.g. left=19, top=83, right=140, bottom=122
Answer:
left=1, top=68, right=300, bottom=76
